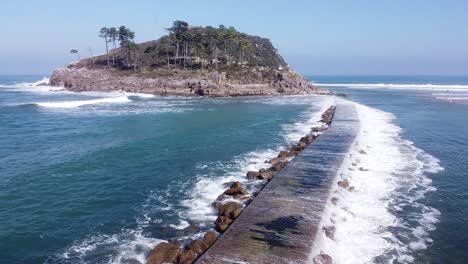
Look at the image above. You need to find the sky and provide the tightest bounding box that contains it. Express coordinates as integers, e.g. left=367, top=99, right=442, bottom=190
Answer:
left=1, top=0, right=468, bottom=75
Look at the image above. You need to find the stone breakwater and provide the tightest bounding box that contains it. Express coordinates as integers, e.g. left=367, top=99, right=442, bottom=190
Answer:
left=48, top=67, right=331, bottom=97
left=145, top=106, right=337, bottom=264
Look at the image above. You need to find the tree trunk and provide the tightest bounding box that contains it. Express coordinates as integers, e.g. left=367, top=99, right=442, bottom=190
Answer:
left=112, top=40, right=116, bottom=66
left=105, top=36, right=109, bottom=67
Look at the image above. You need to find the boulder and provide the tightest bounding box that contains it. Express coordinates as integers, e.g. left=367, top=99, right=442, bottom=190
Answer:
left=312, top=126, right=326, bottom=133
left=224, top=186, right=248, bottom=196
left=147, top=242, right=182, bottom=264
left=269, top=161, right=288, bottom=172
left=203, top=231, right=217, bottom=247
left=278, top=150, right=289, bottom=158
left=246, top=171, right=260, bottom=179
left=268, top=158, right=287, bottom=165
left=337, top=179, right=350, bottom=189
left=187, top=239, right=207, bottom=255
left=348, top=186, right=355, bottom=192
left=178, top=250, right=197, bottom=264
left=230, top=181, right=242, bottom=188
left=300, top=134, right=315, bottom=144
left=214, top=216, right=233, bottom=233
left=218, top=202, right=242, bottom=219
left=289, top=150, right=299, bottom=157
left=313, top=254, right=333, bottom=264
left=258, top=169, right=274, bottom=180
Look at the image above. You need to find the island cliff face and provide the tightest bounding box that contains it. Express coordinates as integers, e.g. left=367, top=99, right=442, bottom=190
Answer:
left=49, top=22, right=328, bottom=97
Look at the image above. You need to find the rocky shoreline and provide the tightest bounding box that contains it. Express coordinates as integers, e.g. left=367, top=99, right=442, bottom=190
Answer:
left=48, top=67, right=331, bottom=97
left=146, top=106, right=337, bottom=264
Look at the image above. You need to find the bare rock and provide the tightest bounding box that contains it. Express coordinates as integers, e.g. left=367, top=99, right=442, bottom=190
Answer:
left=224, top=186, right=248, bottom=196
left=147, top=242, right=182, bottom=264
left=214, top=216, right=233, bottom=233
left=246, top=171, right=260, bottom=179
left=337, top=179, right=350, bottom=189
left=230, top=181, right=242, bottom=189
left=258, top=169, right=274, bottom=180
left=203, top=231, right=217, bottom=247
left=278, top=150, right=289, bottom=158
left=218, top=202, right=242, bottom=219
left=186, top=239, right=207, bottom=255
left=268, top=158, right=287, bottom=165
left=178, top=250, right=197, bottom=264
left=269, top=161, right=288, bottom=172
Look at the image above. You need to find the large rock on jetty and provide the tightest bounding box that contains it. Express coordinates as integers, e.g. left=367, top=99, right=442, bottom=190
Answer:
left=49, top=22, right=330, bottom=97
left=147, top=242, right=182, bottom=264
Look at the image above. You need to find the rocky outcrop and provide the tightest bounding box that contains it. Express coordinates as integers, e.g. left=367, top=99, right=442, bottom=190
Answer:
left=48, top=66, right=330, bottom=97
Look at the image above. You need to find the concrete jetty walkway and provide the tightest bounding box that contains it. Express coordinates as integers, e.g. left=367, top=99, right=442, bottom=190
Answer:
left=196, top=102, right=360, bottom=264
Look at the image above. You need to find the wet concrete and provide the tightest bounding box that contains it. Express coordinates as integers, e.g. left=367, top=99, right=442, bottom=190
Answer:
left=196, top=102, right=360, bottom=264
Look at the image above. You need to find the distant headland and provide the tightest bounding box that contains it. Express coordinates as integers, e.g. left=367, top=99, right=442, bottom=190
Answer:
left=49, top=21, right=329, bottom=97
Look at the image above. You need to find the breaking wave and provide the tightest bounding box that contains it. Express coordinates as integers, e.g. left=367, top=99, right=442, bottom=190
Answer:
left=314, top=83, right=468, bottom=91
left=312, top=100, right=443, bottom=263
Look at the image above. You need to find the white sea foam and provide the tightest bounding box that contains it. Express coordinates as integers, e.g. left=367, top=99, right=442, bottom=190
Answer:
left=314, top=82, right=468, bottom=91
left=311, top=99, right=443, bottom=264
left=181, top=95, right=334, bottom=224
left=36, top=96, right=132, bottom=108
left=53, top=228, right=163, bottom=264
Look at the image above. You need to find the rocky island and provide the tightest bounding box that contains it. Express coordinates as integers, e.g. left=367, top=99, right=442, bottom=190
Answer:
left=49, top=21, right=328, bottom=96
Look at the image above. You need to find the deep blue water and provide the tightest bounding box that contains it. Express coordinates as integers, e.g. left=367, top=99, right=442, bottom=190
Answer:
left=1, top=75, right=467, bottom=263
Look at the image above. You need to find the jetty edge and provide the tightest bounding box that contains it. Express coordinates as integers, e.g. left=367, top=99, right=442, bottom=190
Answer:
left=48, top=21, right=330, bottom=97
left=194, top=102, right=359, bottom=264
left=145, top=102, right=359, bottom=264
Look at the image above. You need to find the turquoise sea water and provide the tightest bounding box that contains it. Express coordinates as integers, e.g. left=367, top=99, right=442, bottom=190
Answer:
left=0, top=76, right=333, bottom=263
left=1, top=75, right=467, bottom=263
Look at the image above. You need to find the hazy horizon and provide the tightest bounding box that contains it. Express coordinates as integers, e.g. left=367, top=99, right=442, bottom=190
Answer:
left=2, top=0, right=468, bottom=76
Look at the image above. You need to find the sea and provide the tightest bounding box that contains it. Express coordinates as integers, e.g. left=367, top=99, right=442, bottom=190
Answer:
left=0, top=75, right=467, bottom=264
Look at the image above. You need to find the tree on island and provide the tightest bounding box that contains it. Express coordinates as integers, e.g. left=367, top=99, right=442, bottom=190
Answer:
left=108, top=27, right=118, bottom=66
left=99, top=27, right=110, bottom=67
left=70, top=49, right=80, bottom=60
left=166, top=20, right=189, bottom=66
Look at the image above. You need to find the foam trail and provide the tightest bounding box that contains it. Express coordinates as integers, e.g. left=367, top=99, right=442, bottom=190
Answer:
left=36, top=96, right=131, bottom=108
left=314, top=83, right=468, bottom=91
left=311, top=99, right=443, bottom=264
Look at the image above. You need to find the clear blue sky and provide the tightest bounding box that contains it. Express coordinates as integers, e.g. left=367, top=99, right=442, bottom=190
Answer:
left=1, top=0, right=467, bottom=75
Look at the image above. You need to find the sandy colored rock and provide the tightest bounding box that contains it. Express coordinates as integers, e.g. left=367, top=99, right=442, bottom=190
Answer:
left=218, top=202, right=242, bottom=218
left=214, top=216, right=233, bottom=233
left=246, top=171, right=260, bottom=179
left=147, top=242, right=182, bottom=264
left=203, top=231, right=217, bottom=247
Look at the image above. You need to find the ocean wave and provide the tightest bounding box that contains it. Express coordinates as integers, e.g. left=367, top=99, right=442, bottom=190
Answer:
left=311, top=99, right=443, bottom=264
left=35, top=96, right=132, bottom=108
left=314, top=83, right=468, bottom=91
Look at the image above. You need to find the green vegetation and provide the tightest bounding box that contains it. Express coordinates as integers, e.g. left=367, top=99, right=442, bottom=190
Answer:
left=79, top=21, right=287, bottom=77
